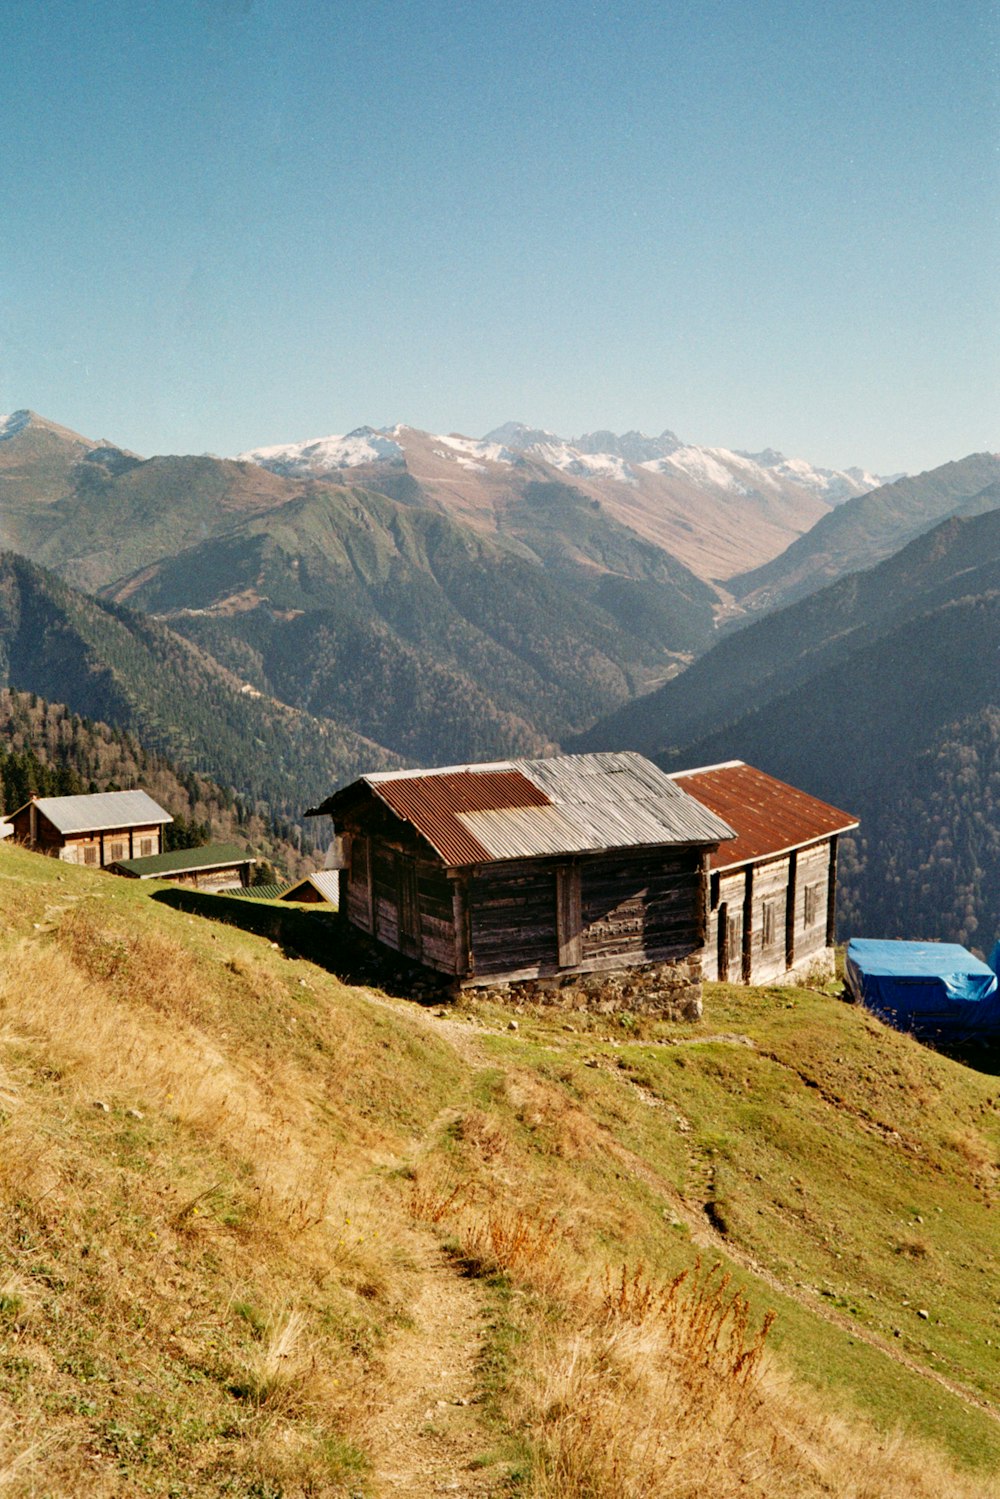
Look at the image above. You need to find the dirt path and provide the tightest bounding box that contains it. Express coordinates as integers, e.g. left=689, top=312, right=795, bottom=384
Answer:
left=358, top=990, right=999, bottom=1431
left=361, top=1238, right=503, bottom=1498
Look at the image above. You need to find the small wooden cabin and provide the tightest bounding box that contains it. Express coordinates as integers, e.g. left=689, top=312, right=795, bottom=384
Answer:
left=6, top=790, right=172, bottom=868
left=308, top=752, right=735, bottom=988
left=670, top=762, right=858, bottom=985
left=109, top=842, right=256, bottom=891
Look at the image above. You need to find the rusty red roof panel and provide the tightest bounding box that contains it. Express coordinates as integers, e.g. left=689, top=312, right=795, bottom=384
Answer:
left=670, top=761, right=858, bottom=870
left=370, top=768, right=551, bottom=866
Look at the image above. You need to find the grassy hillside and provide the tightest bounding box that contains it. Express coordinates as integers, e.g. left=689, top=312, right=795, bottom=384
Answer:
left=0, top=552, right=401, bottom=828
left=0, top=842, right=996, bottom=1496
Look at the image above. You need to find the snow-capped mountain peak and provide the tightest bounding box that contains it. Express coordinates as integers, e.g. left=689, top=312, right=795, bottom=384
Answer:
left=236, top=426, right=405, bottom=474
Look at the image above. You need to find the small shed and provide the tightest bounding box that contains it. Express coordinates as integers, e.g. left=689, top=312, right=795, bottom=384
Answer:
left=670, top=761, right=858, bottom=984
left=109, top=843, right=255, bottom=891
left=278, top=871, right=340, bottom=905
left=307, top=751, right=735, bottom=991
left=5, top=790, right=172, bottom=868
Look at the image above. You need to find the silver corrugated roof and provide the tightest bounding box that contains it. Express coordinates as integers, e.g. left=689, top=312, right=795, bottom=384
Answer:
left=281, top=870, right=341, bottom=902
left=28, top=790, right=173, bottom=835
left=515, top=752, right=736, bottom=855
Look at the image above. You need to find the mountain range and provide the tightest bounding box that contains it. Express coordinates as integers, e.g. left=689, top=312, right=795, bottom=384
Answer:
left=3, top=405, right=1000, bottom=941
left=237, top=418, right=893, bottom=582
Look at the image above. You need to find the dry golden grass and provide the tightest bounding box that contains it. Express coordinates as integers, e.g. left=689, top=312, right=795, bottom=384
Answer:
left=0, top=852, right=996, bottom=1496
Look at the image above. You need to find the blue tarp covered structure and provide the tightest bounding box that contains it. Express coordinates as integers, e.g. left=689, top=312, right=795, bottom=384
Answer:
left=845, top=939, right=1000, bottom=1043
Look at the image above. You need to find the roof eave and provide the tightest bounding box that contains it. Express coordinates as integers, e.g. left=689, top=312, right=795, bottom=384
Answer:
left=712, top=822, right=860, bottom=872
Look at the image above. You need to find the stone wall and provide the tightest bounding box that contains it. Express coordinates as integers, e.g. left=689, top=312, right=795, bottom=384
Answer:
left=467, top=954, right=703, bottom=1020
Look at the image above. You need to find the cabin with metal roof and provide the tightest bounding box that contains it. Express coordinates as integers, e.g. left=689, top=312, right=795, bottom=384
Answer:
left=278, top=871, right=340, bottom=905
left=308, top=752, right=735, bottom=992
left=669, top=762, right=858, bottom=985
left=5, top=790, right=172, bottom=869
left=108, top=842, right=255, bottom=891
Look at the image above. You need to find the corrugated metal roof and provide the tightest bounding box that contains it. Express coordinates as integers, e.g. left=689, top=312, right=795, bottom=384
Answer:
left=226, top=882, right=292, bottom=901
left=370, top=767, right=551, bottom=866
left=111, top=842, right=252, bottom=877
left=27, top=790, right=172, bottom=835
left=457, top=804, right=599, bottom=859
left=669, top=761, right=858, bottom=870
left=519, top=752, right=736, bottom=851
left=313, top=751, right=735, bottom=867
left=279, top=870, right=340, bottom=903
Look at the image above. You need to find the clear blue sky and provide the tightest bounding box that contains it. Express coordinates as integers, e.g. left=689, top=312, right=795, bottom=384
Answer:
left=2, top=0, right=996, bottom=472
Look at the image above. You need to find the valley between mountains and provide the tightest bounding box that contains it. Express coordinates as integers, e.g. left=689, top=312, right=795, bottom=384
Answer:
left=1, top=408, right=999, bottom=947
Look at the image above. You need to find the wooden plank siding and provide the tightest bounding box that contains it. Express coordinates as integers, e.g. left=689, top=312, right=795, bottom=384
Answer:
left=9, top=807, right=164, bottom=867
left=703, top=839, right=837, bottom=984
left=579, top=851, right=704, bottom=964
left=333, top=793, right=717, bottom=987
left=469, top=861, right=559, bottom=976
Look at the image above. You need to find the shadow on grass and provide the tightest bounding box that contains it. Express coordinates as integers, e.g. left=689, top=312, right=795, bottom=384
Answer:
left=150, top=888, right=453, bottom=1006
left=933, top=1037, right=1000, bottom=1078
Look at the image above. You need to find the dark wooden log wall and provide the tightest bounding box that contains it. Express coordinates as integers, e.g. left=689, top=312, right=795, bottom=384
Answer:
left=469, top=861, right=558, bottom=976
left=579, top=850, right=704, bottom=964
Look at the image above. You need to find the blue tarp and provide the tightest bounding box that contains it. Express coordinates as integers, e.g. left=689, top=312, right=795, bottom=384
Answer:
left=845, top=938, right=1000, bottom=1043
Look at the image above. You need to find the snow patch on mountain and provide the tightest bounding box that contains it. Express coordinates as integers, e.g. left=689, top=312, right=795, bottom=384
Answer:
left=736, top=448, right=889, bottom=502
left=0, top=411, right=32, bottom=442
left=642, top=446, right=751, bottom=493
left=238, top=418, right=893, bottom=507
left=435, top=434, right=517, bottom=468
left=238, top=426, right=405, bottom=473
left=530, top=441, right=637, bottom=485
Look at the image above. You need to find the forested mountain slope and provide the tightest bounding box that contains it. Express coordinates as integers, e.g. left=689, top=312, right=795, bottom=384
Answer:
left=0, top=688, right=311, bottom=876
left=728, top=453, right=1000, bottom=612
left=104, top=485, right=715, bottom=763
left=0, top=552, right=400, bottom=828
left=576, top=505, right=1000, bottom=760
left=577, top=507, right=1000, bottom=944
left=664, top=592, right=1000, bottom=946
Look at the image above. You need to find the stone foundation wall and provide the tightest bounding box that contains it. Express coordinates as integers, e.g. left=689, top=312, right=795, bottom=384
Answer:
left=468, top=955, right=703, bottom=1020
left=775, top=947, right=836, bottom=987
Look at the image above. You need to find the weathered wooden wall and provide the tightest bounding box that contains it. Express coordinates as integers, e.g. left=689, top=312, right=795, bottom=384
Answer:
left=338, top=800, right=713, bottom=988
left=704, top=838, right=837, bottom=985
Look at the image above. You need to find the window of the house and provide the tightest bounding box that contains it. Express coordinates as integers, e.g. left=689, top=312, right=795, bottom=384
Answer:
left=83, top=846, right=98, bottom=866
left=727, top=911, right=742, bottom=955
left=804, top=882, right=821, bottom=927
left=140, top=838, right=154, bottom=857
left=761, top=899, right=776, bottom=947
left=110, top=841, right=126, bottom=862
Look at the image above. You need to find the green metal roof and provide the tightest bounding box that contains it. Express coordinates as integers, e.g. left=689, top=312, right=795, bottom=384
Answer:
left=111, top=843, right=254, bottom=878
left=225, top=882, right=292, bottom=901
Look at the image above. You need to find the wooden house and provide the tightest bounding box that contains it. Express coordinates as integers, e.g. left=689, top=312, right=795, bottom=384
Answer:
left=5, top=790, right=172, bottom=868
left=669, top=762, right=858, bottom=985
left=108, top=842, right=255, bottom=891
left=307, top=752, right=735, bottom=988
